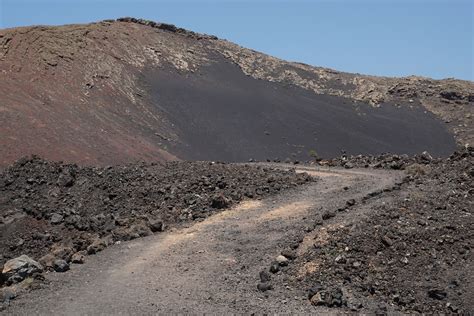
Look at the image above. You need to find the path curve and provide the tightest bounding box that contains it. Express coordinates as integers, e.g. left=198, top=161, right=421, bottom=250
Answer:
left=7, top=165, right=403, bottom=315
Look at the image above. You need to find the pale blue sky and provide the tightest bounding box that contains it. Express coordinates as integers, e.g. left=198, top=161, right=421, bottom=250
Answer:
left=0, top=0, right=472, bottom=80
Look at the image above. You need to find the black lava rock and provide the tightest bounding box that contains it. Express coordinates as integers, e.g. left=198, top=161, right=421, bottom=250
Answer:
left=53, top=259, right=69, bottom=272
left=257, top=282, right=273, bottom=292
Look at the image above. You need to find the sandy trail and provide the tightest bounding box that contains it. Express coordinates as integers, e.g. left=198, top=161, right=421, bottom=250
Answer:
left=7, top=165, right=402, bottom=315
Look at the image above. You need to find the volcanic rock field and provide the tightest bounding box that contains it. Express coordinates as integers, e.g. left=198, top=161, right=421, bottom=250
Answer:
left=0, top=17, right=473, bottom=314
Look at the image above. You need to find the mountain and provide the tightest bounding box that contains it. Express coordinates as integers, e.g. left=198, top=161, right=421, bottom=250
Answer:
left=1, top=17, right=472, bottom=166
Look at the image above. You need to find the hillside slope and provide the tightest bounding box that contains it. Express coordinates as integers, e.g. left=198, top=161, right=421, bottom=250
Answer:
left=0, top=18, right=472, bottom=166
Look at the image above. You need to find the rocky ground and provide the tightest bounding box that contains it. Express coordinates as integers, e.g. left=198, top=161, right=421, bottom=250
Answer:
left=286, top=147, right=473, bottom=313
left=320, top=149, right=439, bottom=170
left=0, top=150, right=472, bottom=313
left=1, top=162, right=402, bottom=314
left=0, top=156, right=312, bottom=286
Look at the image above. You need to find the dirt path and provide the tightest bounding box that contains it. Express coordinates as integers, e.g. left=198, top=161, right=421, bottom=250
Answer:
left=7, top=166, right=403, bottom=314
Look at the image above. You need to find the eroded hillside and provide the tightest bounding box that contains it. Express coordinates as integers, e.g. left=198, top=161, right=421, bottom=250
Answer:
left=0, top=18, right=472, bottom=166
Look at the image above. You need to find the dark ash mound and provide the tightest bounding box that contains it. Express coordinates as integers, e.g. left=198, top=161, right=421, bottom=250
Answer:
left=141, top=59, right=456, bottom=162
left=294, top=148, right=473, bottom=314
left=0, top=156, right=312, bottom=281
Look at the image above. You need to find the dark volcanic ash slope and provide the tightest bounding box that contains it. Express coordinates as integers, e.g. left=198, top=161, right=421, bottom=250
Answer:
left=142, top=58, right=455, bottom=161
left=0, top=18, right=471, bottom=166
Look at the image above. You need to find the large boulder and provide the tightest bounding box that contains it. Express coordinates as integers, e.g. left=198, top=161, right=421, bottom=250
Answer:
left=51, top=244, right=74, bottom=262
left=0, top=287, right=16, bottom=304
left=147, top=218, right=164, bottom=233
left=71, top=251, right=86, bottom=264
left=86, top=238, right=107, bottom=255
left=38, top=253, right=56, bottom=269
left=210, top=194, right=230, bottom=209
left=53, top=260, right=69, bottom=273
left=1, top=255, right=43, bottom=285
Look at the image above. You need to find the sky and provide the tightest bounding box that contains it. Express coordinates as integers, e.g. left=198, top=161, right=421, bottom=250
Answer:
left=0, top=0, right=472, bottom=81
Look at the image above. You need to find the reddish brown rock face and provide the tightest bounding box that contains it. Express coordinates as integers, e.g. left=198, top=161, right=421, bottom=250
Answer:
left=0, top=21, right=183, bottom=166
left=0, top=19, right=471, bottom=167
